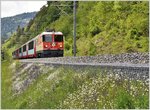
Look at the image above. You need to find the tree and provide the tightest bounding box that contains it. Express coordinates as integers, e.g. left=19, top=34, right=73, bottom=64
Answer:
left=16, top=25, right=21, bottom=38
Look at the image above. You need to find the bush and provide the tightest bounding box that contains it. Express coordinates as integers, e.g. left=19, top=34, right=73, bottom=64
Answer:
left=115, top=90, right=135, bottom=109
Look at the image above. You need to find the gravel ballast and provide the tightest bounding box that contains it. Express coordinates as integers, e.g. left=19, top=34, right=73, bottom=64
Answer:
left=20, top=52, right=149, bottom=65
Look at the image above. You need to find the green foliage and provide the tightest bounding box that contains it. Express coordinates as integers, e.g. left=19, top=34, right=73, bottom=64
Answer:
left=1, top=61, right=14, bottom=108
left=115, top=90, right=135, bottom=109
left=16, top=25, right=21, bottom=39
left=2, top=1, right=149, bottom=56
left=26, top=19, right=34, bottom=32
left=88, top=42, right=97, bottom=55
left=2, top=62, right=149, bottom=109
left=65, top=41, right=70, bottom=50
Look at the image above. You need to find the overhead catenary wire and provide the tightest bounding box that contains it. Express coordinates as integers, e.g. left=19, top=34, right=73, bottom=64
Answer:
left=23, top=2, right=77, bottom=57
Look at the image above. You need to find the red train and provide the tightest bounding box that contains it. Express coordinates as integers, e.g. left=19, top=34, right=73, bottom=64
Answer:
left=12, top=31, right=64, bottom=59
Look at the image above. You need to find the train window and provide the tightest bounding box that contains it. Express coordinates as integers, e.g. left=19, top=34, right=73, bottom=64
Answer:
left=42, top=35, right=52, bottom=42
left=19, top=48, right=22, bottom=53
left=29, top=41, right=34, bottom=50
left=54, top=35, right=63, bottom=42
left=23, top=45, right=26, bottom=52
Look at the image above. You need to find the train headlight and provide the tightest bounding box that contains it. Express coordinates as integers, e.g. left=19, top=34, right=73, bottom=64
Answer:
left=52, top=43, right=56, bottom=47
left=44, top=45, right=48, bottom=48
left=60, top=45, right=62, bottom=47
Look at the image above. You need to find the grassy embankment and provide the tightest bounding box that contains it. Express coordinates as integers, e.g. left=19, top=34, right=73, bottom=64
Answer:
left=2, top=59, right=149, bottom=109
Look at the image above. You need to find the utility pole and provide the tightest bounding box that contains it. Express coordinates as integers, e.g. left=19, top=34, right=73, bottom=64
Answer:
left=73, top=0, right=76, bottom=57
left=34, top=2, right=77, bottom=56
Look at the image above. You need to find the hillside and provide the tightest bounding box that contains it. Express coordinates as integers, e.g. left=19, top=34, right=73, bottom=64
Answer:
left=1, top=12, right=37, bottom=43
left=1, top=1, right=149, bottom=109
left=2, top=61, right=148, bottom=109
left=2, top=1, right=149, bottom=56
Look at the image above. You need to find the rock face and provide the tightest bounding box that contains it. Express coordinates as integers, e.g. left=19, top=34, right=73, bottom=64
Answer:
left=11, top=63, right=54, bottom=95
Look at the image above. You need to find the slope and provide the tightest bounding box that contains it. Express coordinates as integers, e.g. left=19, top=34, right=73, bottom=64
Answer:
left=1, top=1, right=149, bottom=109
left=2, top=1, right=149, bottom=57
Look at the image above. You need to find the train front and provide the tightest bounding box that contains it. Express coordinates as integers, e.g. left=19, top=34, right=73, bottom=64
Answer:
left=36, top=32, right=64, bottom=57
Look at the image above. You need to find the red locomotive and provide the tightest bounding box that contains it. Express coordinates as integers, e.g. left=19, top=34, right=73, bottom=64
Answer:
left=12, top=31, right=64, bottom=59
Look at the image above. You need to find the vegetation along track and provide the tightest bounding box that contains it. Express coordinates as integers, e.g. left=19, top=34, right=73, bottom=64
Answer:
left=20, top=52, right=149, bottom=81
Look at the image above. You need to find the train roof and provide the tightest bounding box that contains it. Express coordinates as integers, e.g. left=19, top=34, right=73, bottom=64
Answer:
left=41, top=32, right=63, bottom=35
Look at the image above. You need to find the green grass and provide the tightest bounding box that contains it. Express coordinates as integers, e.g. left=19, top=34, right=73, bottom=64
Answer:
left=1, top=61, right=149, bottom=109
left=1, top=61, right=14, bottom=108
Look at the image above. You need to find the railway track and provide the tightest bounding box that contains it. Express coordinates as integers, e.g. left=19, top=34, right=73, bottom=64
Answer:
left=20, top=58, right=148, bottom=68
left=19, top=52, right=149, bottom=67
left=19, top=53, right=149, bottom=81
left=13, top=53, right=149, bottom=95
